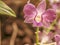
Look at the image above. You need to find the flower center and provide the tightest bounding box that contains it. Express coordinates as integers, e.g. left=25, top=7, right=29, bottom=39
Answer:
left=35, top=15, right=41, bottom=23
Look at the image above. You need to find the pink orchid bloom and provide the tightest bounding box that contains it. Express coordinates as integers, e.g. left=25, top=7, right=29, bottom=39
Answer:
left=54, top=34, right=60, bottom=45
left=23, top=0, right=56, bottom=27
left=52, top=2, right=60, bottom=9
left=52, top=2, right=60, bottom=13
left=49, top=0, right=60, bottom=13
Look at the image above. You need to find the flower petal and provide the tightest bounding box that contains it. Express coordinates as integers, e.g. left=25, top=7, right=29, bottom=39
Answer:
left=23, top=3, right=37, bottom=23
left=32, top=21, right=43, bottom=27
left=24, top=16, right=34, bottom=23
left=52, top=2, right=60, bottom=14
left=23, top=3, right=37, bottom=16
left=42, top=9, right=56, bottom=27
left=54, top=34, right=60, bottom=45
left=37, top=0, right=46, bottom=15
left=52, top=2, right=60, bottom=10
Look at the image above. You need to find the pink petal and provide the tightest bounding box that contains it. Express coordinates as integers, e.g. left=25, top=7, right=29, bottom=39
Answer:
left=23, top=3, right=37, bottom=23
left=24, top=14, right=36, bottom=23
left=37, top=0, right=46, bottom=15
left=24, top=16, right=34, bottom=23
left=32, top=21, right=43, bottom=27
left=52, top=2, right=60, bottom=10
left=55, top=34, right=60, bottom=41
left=23, top=3, right=37, bottom=16
left=54, top=34, right=60, bottom=45
left=42, top=9, right=56, bottom=27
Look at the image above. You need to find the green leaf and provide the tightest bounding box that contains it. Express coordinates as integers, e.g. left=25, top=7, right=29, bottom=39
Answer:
left=0, top=1, right=16, bottom=17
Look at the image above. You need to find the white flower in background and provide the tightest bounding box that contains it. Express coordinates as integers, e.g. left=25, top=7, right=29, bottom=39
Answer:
left=41, top=35, right=49, bottom=43
left=49, top=0, right=60, bottom=4
left=49, top=0, right=60, bottom=14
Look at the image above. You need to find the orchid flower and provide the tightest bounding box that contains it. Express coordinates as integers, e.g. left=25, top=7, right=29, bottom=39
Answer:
left=23, top=0, right=56, bottom=27
left=23, top=0, right=56, bottom=45
left=52, top=2, right=60, bottom=14
left=49, top=0, right=60, bottom=14
left=54, top=34, right=60, bottom=45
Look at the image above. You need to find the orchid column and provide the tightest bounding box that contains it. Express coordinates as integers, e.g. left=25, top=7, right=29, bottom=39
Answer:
left=23, top=0, right=56, bottom=45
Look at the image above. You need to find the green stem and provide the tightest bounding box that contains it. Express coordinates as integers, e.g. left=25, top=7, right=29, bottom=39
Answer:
left=46, top=11, right=59, bottom=34
left=36, top=27, right=39, bottom=45
left=46, top=18, right=57, bottom=34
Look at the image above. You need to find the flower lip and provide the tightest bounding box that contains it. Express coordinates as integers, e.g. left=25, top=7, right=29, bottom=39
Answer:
left=34, top=15, right=42, bottom=23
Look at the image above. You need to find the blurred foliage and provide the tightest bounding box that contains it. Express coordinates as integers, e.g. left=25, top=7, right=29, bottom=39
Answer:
left=0, top=1, right=16, bottom=17
left=1, top=0, right=36, bottom=45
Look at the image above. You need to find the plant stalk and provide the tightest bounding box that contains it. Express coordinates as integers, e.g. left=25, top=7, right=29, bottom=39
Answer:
left=36, top=27, right=39, bottom=45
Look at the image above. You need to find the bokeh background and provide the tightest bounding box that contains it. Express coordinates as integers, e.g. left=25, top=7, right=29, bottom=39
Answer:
left=1, top=0, right=41, bottom=45
left=1, top=0, right=60, bottom=45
